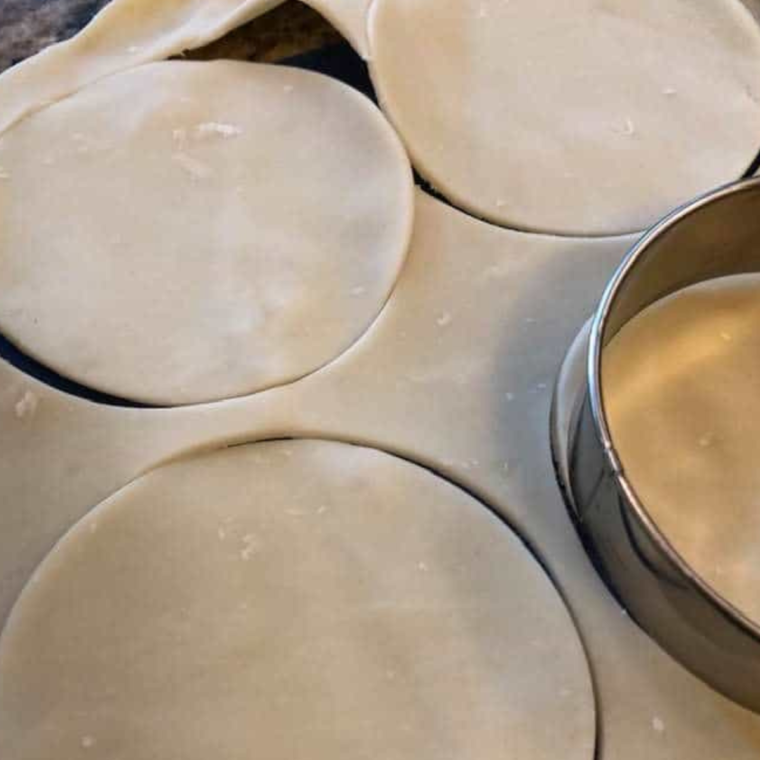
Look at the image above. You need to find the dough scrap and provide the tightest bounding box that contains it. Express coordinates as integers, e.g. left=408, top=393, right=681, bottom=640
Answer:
left=0, top=0, right=282, bottom=136
left=604, top=274, right=760, bottom=624
left=0, top=440, right=594, bottom=760
left=368, top=0, right=760, bottom=236
left=0, top=59, right=413, bottom=405
left=0, top=0, right=374, bottom=139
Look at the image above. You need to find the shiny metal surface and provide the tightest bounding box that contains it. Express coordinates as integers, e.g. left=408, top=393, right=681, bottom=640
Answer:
left=559, top=178, right=760, bottom=713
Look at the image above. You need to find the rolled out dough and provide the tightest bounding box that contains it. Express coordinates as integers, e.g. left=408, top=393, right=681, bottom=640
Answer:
left=1, top=192, right=759, bottom=759
left=368, top=0, right=760, bottom=236
left=0, top=440, right=594, bottom=760
left=0, top=59, right=413, bottom=405
left=603, top=274, right=760, bottom=625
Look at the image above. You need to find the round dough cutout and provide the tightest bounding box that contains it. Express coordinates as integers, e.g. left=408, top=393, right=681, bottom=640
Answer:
left=0, top=61, right=413, bottom=405
left=368, top=0, right=760, bottom=235
left=0, top=440, right=594, bottom=760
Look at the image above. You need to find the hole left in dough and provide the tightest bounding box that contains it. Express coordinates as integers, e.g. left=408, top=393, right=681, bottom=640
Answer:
left=0, top=59, right=413, bottom=405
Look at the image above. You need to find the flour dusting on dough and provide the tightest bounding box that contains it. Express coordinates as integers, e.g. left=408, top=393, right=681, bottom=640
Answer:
left=14, top=390, right=38, bottom=420
left=698, top=433, right=714, bottom=448
left=240, top=534, right=260, bottom=561
left=195, top=122, right=243, bottom=139
left=172, top=152, right=212, bottom=179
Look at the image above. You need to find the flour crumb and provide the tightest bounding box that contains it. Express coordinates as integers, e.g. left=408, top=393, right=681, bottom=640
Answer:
left=126, top=45, right=140, bottom=53
left=173, top=152, right=212, bottom=179
left=195, top=122, right=243, bottom=139
left=495, top=198, right=507, bottom=208
left=663, top=87, right=677, bottom=97
left=698, top=433, right=714, bottom=448
left=0, top=166, right=9, bottom=180
left=286, top=508, right=307, bottom=517
left=283, top=84, right=295, bottom=94
left=240, top=534, right=260, bottom=561
left=720, top=331, right=733, bottom=342
left=88, top=521, right=98, bottom=535
left=172, top=127, right=187, bottom=142
left=217, top=526, right=227, bottom=541
left=652, top=717, right=665, bottom=734
left=81, top=735, right=96, bottom=749
left=613, top=118, right=636, bottom=136
left=505, top=392, right=515, bottom=402
left=14, top=390, right=38, bottom=420
left=533, top=382, right=548, bottom=392
left=317, top=505, right=328, bottom=515
left=503, top=461, right=511, bottom=473
left=417, top=562, right=429, bottom=572
left=524, top=317, right=537, bottom=324
left=477, top=3, right=488, bottom=18
left=436, top=311, right=452, bottom=327
left=351, top=286, right=366, bottom=296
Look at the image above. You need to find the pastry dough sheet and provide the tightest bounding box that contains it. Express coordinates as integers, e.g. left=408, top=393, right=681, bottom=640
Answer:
left=1, top=192, right=759, bottom=759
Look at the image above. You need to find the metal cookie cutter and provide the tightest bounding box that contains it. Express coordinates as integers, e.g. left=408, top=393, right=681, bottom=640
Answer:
left=551, top=178, right=760, bottom=713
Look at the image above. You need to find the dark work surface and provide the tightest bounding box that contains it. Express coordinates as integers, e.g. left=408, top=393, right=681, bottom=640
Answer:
left=0, top=0, right=110, bottom=71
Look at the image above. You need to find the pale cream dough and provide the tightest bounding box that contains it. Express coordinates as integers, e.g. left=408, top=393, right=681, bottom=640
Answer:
left=0, top=59, right=413, bottom=405
left=2, top=192, right=759, bottom=758
left=368, top=0, right=760, bottom=236
left=603, top=274, right=760, bottom=625
left=1, top=1, right=757, bottom=756
left=0, top=439, right=594, bottom=760
left=0, top=0, right=372, bottom=138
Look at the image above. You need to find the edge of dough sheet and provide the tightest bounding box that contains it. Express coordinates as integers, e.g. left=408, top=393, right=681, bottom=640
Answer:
left=2, top=190, right=760, bottom=759
left=0, top=0, right=371, bottom=139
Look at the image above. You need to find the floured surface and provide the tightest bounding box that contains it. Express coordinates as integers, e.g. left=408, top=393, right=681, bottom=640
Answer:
left=2, top=193, right=760, bottom=758
left=368, top=0, right=760, bottom=235
left=604, top=274, right=760, bottom=624
left=0, top=60, right=413, bottom=405
left=0, top=440, right=594, bottom=760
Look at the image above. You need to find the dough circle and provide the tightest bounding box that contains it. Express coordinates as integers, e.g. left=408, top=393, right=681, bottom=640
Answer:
left=603, top=275, right=760, bottom=624
left=0, top=439, right=594, bottom=760
left=368, top=0, right=760, bottom=236
left=0, top=60, right=413, bottom=405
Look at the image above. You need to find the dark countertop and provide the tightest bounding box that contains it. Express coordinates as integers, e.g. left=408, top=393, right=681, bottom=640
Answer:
left=0, top=0, right=340, bottom=74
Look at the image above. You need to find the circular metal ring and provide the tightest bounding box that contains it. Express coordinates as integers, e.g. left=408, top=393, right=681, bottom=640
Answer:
left=558, top=177, right=760, bottom=713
